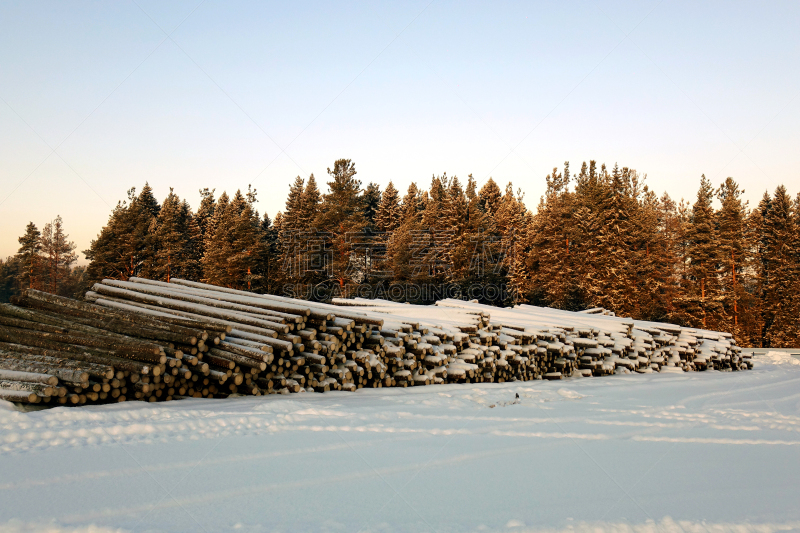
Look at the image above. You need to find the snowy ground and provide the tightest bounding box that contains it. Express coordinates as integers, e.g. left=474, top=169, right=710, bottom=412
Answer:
left=1, top=354, right=800, bottom=533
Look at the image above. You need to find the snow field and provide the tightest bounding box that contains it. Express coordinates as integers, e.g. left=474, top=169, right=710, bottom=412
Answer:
left=0, top=353, right=798, bottom=533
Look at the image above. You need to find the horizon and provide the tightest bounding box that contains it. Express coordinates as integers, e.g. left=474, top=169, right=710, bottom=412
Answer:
left=2, top=1, right=799, bottom=261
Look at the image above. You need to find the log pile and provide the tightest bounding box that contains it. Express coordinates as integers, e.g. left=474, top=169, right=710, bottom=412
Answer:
left=0, top=279, right=750, bottom=406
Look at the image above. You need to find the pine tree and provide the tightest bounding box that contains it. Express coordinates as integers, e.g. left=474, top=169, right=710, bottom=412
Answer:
left=39, top=215, right=78, bottom=295
left=16, top=222, right=42, bottom=290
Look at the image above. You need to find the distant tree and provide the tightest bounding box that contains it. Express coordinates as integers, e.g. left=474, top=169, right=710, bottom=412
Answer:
left=757, top=185, right=800, bottom=346
left=314, top=159, right=366, bottom=291
left=0, top=257, right=21, bottom=303
left=16, top=222, right=42, bottom=290
left=375, top=181, right=402, bottom=233
left=85, top=184, right=160, bottom=282
left=363, top=182, right=382, bottom=229
left=675, top=175, right=724, bottom=329
left=716, top=177, right=753, bottom=343
left=39, top=215, right=78, bottom=295
left=152, top=189, right=193, bottom=281
left=195, top=188, right=216, bottom=241
left=299, top=174, right=322, bottom=230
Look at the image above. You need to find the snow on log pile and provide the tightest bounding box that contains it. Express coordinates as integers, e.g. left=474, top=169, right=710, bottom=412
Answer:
left=331, top=298, right=751, bottom=381
left=0, top=278, right=750, bottom=406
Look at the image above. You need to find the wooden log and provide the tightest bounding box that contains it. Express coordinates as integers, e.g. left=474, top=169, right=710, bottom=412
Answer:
left=0, top=341, right=156, bottom=376
left=0, top=380, right=55, bottom=397
left=0, top=369, right=57, bottom=386
left=208, top=348, right=267, bottom=372
left=155, top=278, right=319, bottom=319
left=0, top=388, right=39, bottom=403
left=15, top=297, right=200, bottom=346
left=83, top=292, right=231, bottom=333
left=20, top=289, right=213, bottom=338
left=0, top=314, right=69, bottom=334
left=217, top=341, right=272, bottom=362
left=0, top=354, right=90, bottom=383
left=91, top=285, right=290, bottom=333
left=0, top=324, right=162, bottom=359
left=97, top=281, right=300, bottom=325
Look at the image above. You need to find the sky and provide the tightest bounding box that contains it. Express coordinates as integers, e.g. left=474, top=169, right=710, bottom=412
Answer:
left=1, top=0, right=799, bottom=262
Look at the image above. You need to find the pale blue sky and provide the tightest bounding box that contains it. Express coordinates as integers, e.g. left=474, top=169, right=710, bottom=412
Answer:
left=1, top=1, right=799, bottom=261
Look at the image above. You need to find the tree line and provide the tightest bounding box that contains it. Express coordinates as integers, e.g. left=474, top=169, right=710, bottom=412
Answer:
left=1, top=158, right=798, bottom=347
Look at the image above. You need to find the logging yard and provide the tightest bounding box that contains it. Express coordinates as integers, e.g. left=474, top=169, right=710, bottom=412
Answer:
left=0, top=279, right=798, bottom=532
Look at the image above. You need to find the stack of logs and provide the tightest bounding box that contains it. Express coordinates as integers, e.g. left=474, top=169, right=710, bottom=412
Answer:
left=0, top=278, right=750, bottom=406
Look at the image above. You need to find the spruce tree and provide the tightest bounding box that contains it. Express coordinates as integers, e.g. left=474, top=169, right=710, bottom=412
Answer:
left=283, top=176, right=306, bottom=231
left=400, top=183, right=421, bottom=224
left=202, top=192, right=231, bottom=285
left=0, top=257, right=21, bottom=303
left=196, top=188, right=216, bottom=240
left=676, top=175, right=723, bottom=329
left=299, top=174, right=321, bottom=230
left=715, top=178, right=752, bottom=342
left=228, top=189, right=265, bottom=291
left=152, top=189, right=192, bottom=282
left=528, top=165, right=583, bottom=310
left=759, top=185, right=800, bottom=346
left=314, top=159, right=366, bottom=292
left=85, top=185, right=159, bottom=282
left=363, top=182, right=381, bottom=229
left=375, top=181, right=402, bottom=233
left=478, top=178, right=503, bottom=218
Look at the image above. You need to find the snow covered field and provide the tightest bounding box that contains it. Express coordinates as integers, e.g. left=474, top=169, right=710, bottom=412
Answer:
left=1, top=354, right=799, bottom=533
